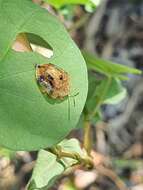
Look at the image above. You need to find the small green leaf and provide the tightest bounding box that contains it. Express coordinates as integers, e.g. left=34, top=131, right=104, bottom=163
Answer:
left=29, top=139, right=84, bottom=189
left=44, top=0, right=90, bottom=8
left=59, top=138, right=83, bottom=155
left=104, top=78, right=127, bottom=105
left=59, top=138, right=85, bottom=167
left=29, top=150, right=64, bottom=190
left=85, top=74, right=127, bottom=120
left=85, top=73, right=105, bottom=114
left=82, top=51, right=141, bottom=79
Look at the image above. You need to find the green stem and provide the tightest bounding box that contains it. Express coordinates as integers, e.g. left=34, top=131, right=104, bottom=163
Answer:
left=83, top=118, right=91, bottom=155
left=49, top=147, right=93, bottom=169
left=83, top=77, right=112, bottom=155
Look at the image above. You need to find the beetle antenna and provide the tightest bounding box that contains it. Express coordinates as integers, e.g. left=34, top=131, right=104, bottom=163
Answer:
left=69, top=92, right=79, bottom=107
left=67, top=92, right=79, bottom=120
left=68, top=96, right=70, bottom=120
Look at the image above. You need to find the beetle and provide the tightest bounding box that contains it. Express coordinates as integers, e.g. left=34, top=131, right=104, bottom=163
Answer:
left=35, top=63, right=79, bottom=120
left=35, top=63, right=70, bottom=99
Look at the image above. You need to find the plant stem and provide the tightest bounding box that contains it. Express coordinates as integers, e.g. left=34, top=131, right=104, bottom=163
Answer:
left=83, top=77, right=112, bottom=155
left=83, top=118, right=92, bottom=156
left=49, top=147, right=94, bottom=169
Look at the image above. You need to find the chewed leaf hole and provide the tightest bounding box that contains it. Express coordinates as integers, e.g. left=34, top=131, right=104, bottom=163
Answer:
left=12, top=33, right=53, bottom=58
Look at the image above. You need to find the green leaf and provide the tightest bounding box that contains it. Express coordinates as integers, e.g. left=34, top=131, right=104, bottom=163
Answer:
left=0, top=0, right=88, bottom=150
left=26, top=33, right=52, bottom=50
left=44, top=0, right=90, bottom=8
left=85, top=73, right=107, bottom=115
left=59, top=138, right=85, bottom=167
left=29, top=139, right=84, bottom=189
left=85, top=74, right=127, bottom=120
left=103, top=78, right=127, bottom=105
left=83, top=51, right=141, bottom=121
left=59, top=138, right=83, bottom=154
left=82, top=51, right=141, bottom=79
left=28, top=150, right=65, bottom=190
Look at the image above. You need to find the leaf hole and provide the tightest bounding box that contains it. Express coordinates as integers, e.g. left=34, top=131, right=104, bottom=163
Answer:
left=12, top=33, right=54, bottom=58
